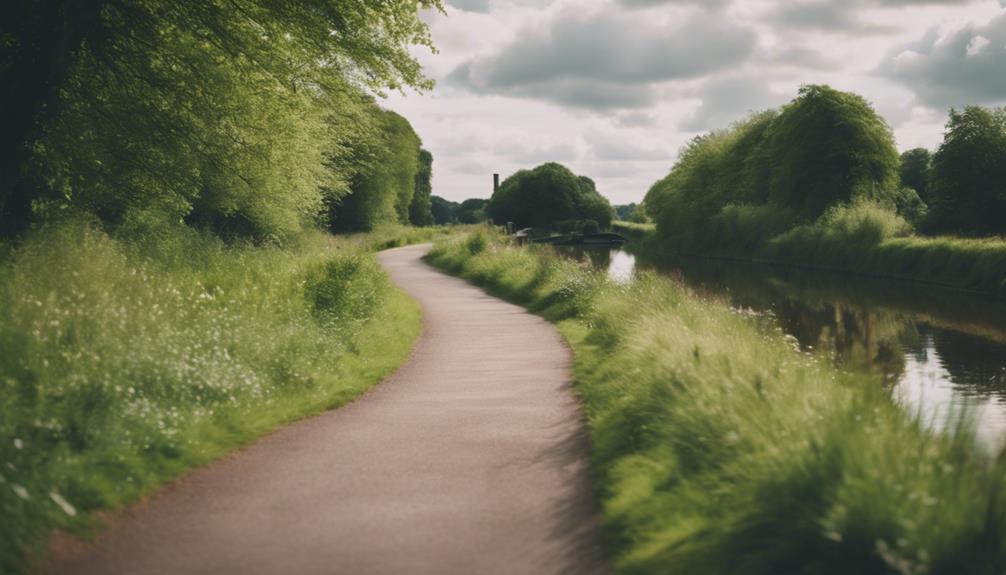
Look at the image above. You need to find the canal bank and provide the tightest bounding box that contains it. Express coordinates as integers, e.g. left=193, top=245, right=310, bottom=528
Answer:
left=558, top=245, right=1006, bottom=447
left=428, top=229, right=1006, bottom=574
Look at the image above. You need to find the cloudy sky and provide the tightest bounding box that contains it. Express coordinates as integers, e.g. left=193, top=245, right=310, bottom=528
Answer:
left=383, top=0, right=1006, bottom=205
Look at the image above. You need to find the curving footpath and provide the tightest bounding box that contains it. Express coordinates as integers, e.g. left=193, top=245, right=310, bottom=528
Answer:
left=48, top=244, right=607, bottom=575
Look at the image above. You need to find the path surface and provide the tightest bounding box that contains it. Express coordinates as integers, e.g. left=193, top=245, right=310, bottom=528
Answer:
left=48, top=244, right=607, bottom=575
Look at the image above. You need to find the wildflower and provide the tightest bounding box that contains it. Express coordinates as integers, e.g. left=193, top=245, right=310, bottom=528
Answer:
left=12, top=484, right=30, bottom=500
left=49, top=492, right=77, bottom=516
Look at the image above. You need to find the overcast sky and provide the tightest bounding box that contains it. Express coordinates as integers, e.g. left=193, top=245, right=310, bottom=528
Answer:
left=383, top=0, right=1006, bottom=205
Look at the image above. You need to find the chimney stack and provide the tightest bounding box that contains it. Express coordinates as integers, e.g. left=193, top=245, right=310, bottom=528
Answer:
left=493, top=173, right=500, bottom=195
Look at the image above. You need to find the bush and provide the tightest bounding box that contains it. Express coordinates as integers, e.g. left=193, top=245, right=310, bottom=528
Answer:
left=305, top=255, right=387, bottom=328
left=764, top=202, right=913, bottom=267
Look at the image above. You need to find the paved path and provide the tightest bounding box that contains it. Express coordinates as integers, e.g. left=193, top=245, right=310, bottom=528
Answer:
left=48, top=244, right=607, bottom=575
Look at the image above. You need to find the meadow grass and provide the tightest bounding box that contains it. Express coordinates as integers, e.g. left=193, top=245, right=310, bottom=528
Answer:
left=0, top=222, right=430, bottom=572
left=611, top=221, right=656, bottom=240
left=427, top=230, right=1006, bottom=574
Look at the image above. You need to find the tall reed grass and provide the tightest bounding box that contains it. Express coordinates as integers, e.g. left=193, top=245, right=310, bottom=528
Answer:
left=427, top=230, right=1006, bottom=574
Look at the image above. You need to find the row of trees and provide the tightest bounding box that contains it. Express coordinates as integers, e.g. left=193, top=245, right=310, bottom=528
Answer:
left=330, top=108, right=435, bottom=232
left=645, top=85, right=1006, bottom=254
left=431, top=197, right=489, bottom=225
left=1, top=0, right=442, bottom=241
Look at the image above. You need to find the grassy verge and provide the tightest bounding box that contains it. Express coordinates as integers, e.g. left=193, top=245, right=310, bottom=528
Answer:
left=620, top=204, right=1006, bottom=298
left=611, top=220, right=655, bottom=240
left=0, top=222, right=432, bottom=572
left=427, top=230, right=1006, bottom=574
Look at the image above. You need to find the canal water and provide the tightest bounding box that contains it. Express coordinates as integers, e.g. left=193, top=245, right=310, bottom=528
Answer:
left=559, top=246, right=1006, bottom=447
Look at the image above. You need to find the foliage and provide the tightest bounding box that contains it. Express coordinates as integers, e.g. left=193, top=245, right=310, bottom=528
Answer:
left=332, top=109, right=422, bottom=232
left=431, top=196, right=459, bottom=225
left=629, top=202, right=650, bottom=223
left=0, top=221, right=432, bottom=571
left=630, top=215, right=1006, bottom=299
left=489, top=163, right=614, bottom=229
left=614, top=204, right=639, bottom=221
left=428, top=196, right=490, bottom=225
left=645, top=86, right=902, bottom=254
left=927, top=106, right=1006, bottom=237
left=409, top=149, right=435, bottom=227
left=765, top=201, right=912, bottom=267
left=457, top=198, right=490, bottom=224
left=766, top=86, right=901, bottom=217
left=1, top=0, right=442, bottom=240
left=899, top=148, right=932, bottom=202
left=428, top=231, right=1006, bottom=575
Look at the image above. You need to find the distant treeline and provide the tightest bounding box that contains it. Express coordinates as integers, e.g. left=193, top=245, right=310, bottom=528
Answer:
left=642, top=85, right=1006, bottom=294
left=430, top=197, right=490, bottom=225
left=1, top=0, right=443, bottom=242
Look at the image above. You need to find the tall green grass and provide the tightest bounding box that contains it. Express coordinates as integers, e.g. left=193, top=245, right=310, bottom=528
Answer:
left=627, top=203, right=1006, bottom=298
left=763, top=205, right=1006, bottom=296
left=427, top=230, right=1006, bottom=574
left=0, top=222, right=425, bottom=572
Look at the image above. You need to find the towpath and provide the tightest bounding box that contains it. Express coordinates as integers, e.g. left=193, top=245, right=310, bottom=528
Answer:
left=48, top=244, right=607, bottom=575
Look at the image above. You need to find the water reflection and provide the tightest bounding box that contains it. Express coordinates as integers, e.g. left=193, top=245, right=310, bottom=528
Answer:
left=557, top=246, right=1006, bottom=444
left=557, top=247, right=637, bottom=283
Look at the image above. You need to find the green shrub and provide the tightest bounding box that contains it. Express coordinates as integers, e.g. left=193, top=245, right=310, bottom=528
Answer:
left=465, top=230, right=489, bottom=255
left=305, top=255, right=387, bottom=328
left=765, top=202, right=912, bottom=267
left=707, top=204, right=797, bottom=255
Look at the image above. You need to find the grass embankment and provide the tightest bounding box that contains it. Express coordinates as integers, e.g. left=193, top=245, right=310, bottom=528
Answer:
left=616, top=203, right=1006, bottom=298
left=0, top=222, right=454, bottom=572
left=427, top=230, right=1006, bottom=574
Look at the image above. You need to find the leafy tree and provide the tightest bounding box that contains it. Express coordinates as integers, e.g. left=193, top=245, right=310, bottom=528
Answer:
left=927, top=106, right=1006, bottom=236
left=457, top=198, right=489, bottom=224
left=646, top=86, right=903, bottom=253
left=1, top=0, right=442, bottom=239
left=766, top=85, right=900, bottom=219
left=431, top=195, right=459, bottom=225
left=409, top=149, right=434, bottom=226
left=630, top=202, right=650, bottom=223
left=899, top=148, right=932, bottom=201
left=489, top=163, right=614, bottom=229
left=333, top=109, right=422, bottom=232
left=614, top=204, right=638, bottom=220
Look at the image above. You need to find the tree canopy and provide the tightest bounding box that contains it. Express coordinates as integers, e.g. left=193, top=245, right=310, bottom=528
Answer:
left=488, top=163, right=614, bottom=230
left=1, top=0, right=442, bottom=240
left=927, top=106, right=1006, bottom=236
left=645, top=85, right=904, bottom=251
left=899, top=148, right=932, bottom=202
left=409, top=149, right=435, bottom=227
left=332, top=109, right=424, bottom=232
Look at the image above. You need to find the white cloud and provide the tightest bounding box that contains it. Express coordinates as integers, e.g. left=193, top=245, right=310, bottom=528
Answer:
left=967, top=34, right=991, bottom=55
left=382, top=0, right=1006, bottom=205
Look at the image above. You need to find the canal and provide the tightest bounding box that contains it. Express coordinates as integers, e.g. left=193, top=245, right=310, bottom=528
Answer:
left=559, top=246, right=1006, bottom=447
